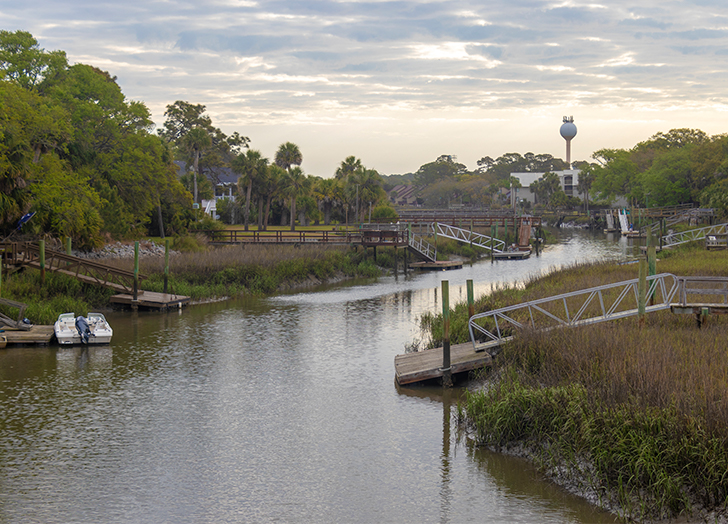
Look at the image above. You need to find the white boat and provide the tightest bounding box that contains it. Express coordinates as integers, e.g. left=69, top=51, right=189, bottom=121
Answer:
left=54, top=312, right=113, bottom=345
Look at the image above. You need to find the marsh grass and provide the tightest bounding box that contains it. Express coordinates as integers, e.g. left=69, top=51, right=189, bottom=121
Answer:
left=445, top=246, right=728, bottom=521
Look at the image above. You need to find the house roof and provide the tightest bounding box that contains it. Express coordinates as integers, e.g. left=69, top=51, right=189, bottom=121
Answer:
left=174, top=161, right=239, bottom=186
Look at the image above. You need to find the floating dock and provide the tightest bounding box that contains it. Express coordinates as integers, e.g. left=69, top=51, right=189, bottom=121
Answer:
left=394, top=342, right=492, bottom=385
left=110, top=291, right=190, bottom=310
left=1, top=325, right=55, bottom=346
left=409, top=260, right=463, bottom=271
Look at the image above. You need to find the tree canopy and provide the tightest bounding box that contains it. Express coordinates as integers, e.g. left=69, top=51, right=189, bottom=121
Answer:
left=0, top=30, right=192, bottom=247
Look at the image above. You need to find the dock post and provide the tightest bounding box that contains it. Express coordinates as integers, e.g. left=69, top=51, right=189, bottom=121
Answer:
left=647, top=228, right=656, bottom=305
left=490, top=225, right=495, bottom=263
left=0, top=248, right=3, bottom=297
left=638, top=256, right=647, bottom=326
left=39, top=239, right=46, bottom=286
left=164, top=238, right=170, bottom=294
left=441, top=280, right=452, bottom=387
left=65, top=236, right=72, bottom=256
left=133, top=241, right=139, bottom=306
left=467, top=279, right=474, bottom=320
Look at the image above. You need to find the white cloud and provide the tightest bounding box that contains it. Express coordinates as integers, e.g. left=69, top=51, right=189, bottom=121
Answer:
left=1, top=0, right=727, bottom=173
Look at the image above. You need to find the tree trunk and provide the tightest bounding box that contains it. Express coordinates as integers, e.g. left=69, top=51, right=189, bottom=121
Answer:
left=244, top=181, right=252, bottom=231
left=263, top=196, right=273, bottom=231
left=257, top=196, right=264, bottom=230
left=290, top=197, right=297, bottom=231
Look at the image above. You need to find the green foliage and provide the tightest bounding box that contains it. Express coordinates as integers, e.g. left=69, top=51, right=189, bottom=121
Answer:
left=0, top=31, right=195, bottom=244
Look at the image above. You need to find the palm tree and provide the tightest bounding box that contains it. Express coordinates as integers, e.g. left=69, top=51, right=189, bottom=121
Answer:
left=262, top=165, right=286, bottom=231
left=232, top=149, right=268, bottom=231
left=284, top=167, right=310, bottom=231
left=182, top=127, right=212, bottom=204
left=275, top=142, right=302, bottom=172
left=312, top=177, right=340, bottom=226
left=335, top=156, right=363, bottom=180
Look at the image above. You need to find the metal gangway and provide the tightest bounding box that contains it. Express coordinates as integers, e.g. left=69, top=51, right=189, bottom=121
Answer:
left=428, top=222, right=507, bottom=253
left=660, top=223, right=728, bottom=248
left=408, top=231, right=437, bottom=262
left=467, top=273, right=720, bottom=353
left=641, top=208, right=715, bottom=236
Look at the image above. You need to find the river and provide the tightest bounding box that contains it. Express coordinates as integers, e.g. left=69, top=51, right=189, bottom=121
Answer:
left=0, top=229, right=637, bottom=524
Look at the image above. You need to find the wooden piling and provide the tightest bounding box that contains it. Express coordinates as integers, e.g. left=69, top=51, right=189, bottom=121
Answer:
left=638, top=256, right=647, bottom=325
left=490, top=225, right=495, bottom=263
left=467, top=279, right=474, bottom=320
left=441, top=280, right=452, bottom=387
left=164, top=238, right=170, bottom=294
left=133, top=241, right=139, bottom=305
left=39, top=239, right=45, bottom=285
left=647, top=228, right=657, bottom=305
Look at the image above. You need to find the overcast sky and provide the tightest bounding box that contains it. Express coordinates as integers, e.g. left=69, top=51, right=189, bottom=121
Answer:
left=3, top=0, right=728, bottom=176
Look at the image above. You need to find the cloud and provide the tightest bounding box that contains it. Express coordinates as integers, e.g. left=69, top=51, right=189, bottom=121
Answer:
left=2, top=0, right=728, bottom=174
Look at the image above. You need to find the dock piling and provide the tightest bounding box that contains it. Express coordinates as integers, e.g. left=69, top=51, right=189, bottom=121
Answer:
left=441, top=280, right=452, bottom=387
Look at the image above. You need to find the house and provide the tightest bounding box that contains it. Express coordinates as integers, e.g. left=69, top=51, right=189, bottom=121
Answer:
left=389, top=185, right=419, bottom=206
left=175, top=161, right=239, bottom=217
left=509, top=169, right=582, bottom=205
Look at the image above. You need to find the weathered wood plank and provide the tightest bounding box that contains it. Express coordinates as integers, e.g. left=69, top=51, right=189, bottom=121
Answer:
left=2, top=325, right=55, bottom=346
left=110, top=291, right=190, bottom=310
left=395, top=342, right=492, bottom=385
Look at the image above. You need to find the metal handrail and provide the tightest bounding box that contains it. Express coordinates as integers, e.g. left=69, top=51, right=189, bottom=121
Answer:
left=408, top=232, right=437, bottom=262
left=661, top=223, right=728, bottom=248
left=430, top=222, right=507, bottom=253
left=468, top=273, right=681, bottom=351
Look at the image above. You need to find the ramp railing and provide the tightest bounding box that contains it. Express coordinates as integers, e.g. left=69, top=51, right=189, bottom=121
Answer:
left=661, top=223, right=728, bottom=248
left=408, top=231, right=437, bottom=262
left=468, top=273, right=681, bottom=352
left=430, top=222, right=506, bottom=253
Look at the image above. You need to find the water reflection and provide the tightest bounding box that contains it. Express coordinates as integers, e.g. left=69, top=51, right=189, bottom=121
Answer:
left=0, top=229, right=629, bottom=523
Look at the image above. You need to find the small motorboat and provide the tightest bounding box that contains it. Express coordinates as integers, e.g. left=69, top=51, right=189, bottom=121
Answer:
left=492, top=244, right=532, bottom=260
left=54, top=312, right=113, bottom=345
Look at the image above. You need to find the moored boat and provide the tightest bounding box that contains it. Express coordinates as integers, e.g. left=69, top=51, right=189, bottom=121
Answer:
left=492, top=245, right=531, bottom=260
left=54, top=313, right=113, bottom=345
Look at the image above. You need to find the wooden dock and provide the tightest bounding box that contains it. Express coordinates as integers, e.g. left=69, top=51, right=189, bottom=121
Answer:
left=1, top=325, right=55, bottom=346
left=110, top=291, right=190, bottom=310
left=409, top=260, right=463, bottom=271
left=394, top=342, right=492, bottom=385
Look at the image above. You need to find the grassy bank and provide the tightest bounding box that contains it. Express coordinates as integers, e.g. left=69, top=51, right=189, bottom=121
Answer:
left=419, top=245, right=728, bottom=521
left=0, top=243, right=389, bottom=325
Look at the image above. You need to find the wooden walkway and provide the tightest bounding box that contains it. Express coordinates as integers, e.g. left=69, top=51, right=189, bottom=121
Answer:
left=394, top=342, right=492, bottom=385
left=1, top=241, right=145, bottom=294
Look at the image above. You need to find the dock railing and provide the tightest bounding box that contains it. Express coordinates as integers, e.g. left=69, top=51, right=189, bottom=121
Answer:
left=468, top=273, right=681, bottom=352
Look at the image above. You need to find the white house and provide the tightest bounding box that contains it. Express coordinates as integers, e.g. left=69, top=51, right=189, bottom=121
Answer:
left=509, top=169, right=582, bottom=206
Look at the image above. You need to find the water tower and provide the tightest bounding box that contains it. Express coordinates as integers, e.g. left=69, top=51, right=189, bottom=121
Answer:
left=560, top=116, right=577, bottom=168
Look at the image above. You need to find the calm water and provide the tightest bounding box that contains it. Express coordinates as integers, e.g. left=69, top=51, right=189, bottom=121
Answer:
left=0, top=229, right=634, bottom=524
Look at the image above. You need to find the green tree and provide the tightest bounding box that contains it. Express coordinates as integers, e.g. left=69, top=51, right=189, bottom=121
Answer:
left=283, top=166, right=309, bottom=231
left=261, top=164, right=286, bottom=231
left=182, top=127, right=212, bottom=204
left=576, top=164, right=597, bottom=212
left=232, top=149, right=268, bottom=231
left=0, top=30, right=67, bottom=91
left=275, top=141, right=302, bottom=172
